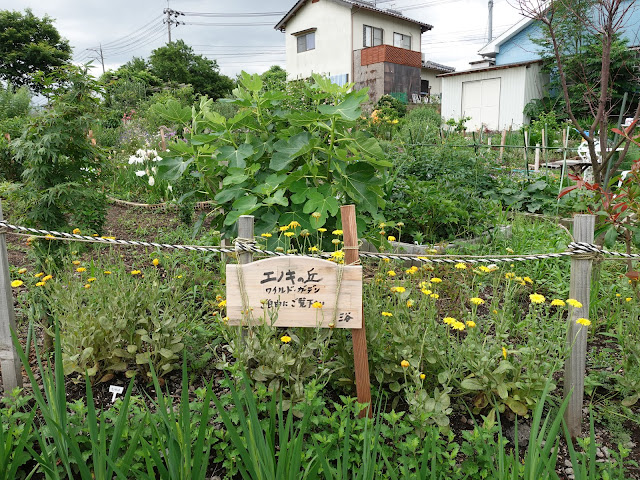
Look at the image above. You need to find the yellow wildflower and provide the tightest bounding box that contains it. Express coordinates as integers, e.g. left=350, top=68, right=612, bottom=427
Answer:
left=550, top=299, right=565, bottom=307
left=84, top=284, right=91, bottom=289
left=381, top=311, right=393, bottom=317
left=406, top=299, right=414, bottom=308
left=387, top=270, right=396, bottom=277
left=72, top=260, right=81, bottom=265
left=505, top=272, right=515, bottom=280
left=318, top=228, right=327, bottom=233
left=400, top=360, right=410, bottom=368
left=152, top=258, right=160, bottom=266
left=420, top=373, right=426, bottom=380
left=391, top=286, right=406, bottom=293
left=261, top=233, right=272, bottom=238
left=566, top=298, right=583, bottom=308
left=382, top=257, right=390, bottom=263
left=388, top=236, right=396, bottom=242
left=309, top=246, right=319, bottom=252
left=103, top=271, right=112, bottom=275
left=332, top=230, right=343, bottom=235
left=35, top=272, right=44, bottom=278
left=502, top=347, right=507, bottom=359
left=506, top=247, right=514, bottom=254
left=478, top=266, right=490, bottom=273
left=451, top=321, right=465, bottom=331
left=443, top=317, right=456, bottom=325
left=431, top=277, right=442, bottom=283
left=76, top=267, right=86, bottom=273
left=35, top=281, right=45, bottom=287
left=332, top=238, right=341, bottom=245
left=470, top=297, right=485, bottom=305
left=430, top=293, right=439, bottom=299
left=625, top=297, right=632, bottom=302
left=17, top=268, right=27, bottom=274
left=455, top=263, right=467, bottom=270
left=42, top=275, right=53, bottom=282
left=312, top=302, right=323, bottom=308
left=279, top=225, right=289, bottom=232
left=218, top=300, right=227, bottom=308
left=427, top=249, right=438, bottom=254
left=284, top=231, right=295, bottom=237
left=11, top=280, right=23, bottom=288
left=311, top=212, right=321, bottom=219
left=87, top=277, right=96, bottom=282
left=130, top=270, right=141, bottom=276
left=523, top=276, right=533, bottom=284
left=331, top=250, right=344, bottom=259
left=280, top=335, right=292, bottom=343
left=466, top=320, right=476, bottom=328
left=72, top=228, right=81, bottom=234
left=529, top=293, right=545, bottom=304
left=576, top=318, right=591, bottom=326
left=288, top=221, right=301, bottom=228
left=421, top=288, right=432, bottom=295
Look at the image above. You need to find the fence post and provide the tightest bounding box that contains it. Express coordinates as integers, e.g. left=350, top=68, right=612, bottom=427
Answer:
left=341, top=205, right=372, bottom=418
left=564, top=214, right=595, bottom=439
left=0, top=198, right=23, bottom=393
left=523, top=130, right=530, bottom=177
left=499, top=129, right=506, bottom=163
left=237, top=215, right=254, bottom=265
left=534, top=143, right=541, bottom=171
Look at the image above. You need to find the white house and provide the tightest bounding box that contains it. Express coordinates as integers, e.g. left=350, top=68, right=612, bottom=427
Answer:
left=421, top=59, right=455, bottom=100
left=275, top=0, right=433, bottom=104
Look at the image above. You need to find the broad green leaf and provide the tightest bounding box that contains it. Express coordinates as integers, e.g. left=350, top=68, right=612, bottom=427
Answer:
left=253, top=172, right=288, bottom=195
left=460, top=377, right=484, bottom=391
left=150, top=100, right=192, bottom=125
left=232, top=195, right=259, bottom=212
left=318, top=92, right=363, bottom=121
left=215, top=186, right=245, bottom=203
left=269, top=132, right=314, bottom=171
left=339, top=162, right=382, bottom=214
left=303, top=190, right=339, bottom=217
left=604, top=225, right=618, bottom=248
left=222, top=167, right=248, bottom=186
left=217, top=143, right=254, bottom=169
left=156, top=157, right=194, bottom=182
left=504, top=397, right=528, bottom=416
left=239, top=71, right=263, bottom=92
left=263, top=189, right=289, bottom=207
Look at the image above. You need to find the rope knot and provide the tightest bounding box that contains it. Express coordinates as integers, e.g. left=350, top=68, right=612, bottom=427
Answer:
left=569, top=242, right=603, bottom=261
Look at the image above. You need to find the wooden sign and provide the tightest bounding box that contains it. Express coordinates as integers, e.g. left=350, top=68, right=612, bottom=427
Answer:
left=226, top=256, right=362, bottom=328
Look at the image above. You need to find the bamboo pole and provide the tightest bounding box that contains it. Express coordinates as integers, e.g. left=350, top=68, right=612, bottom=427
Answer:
left=499, top=129, right=506, bottom=163
left=564, top=214, right=595, bottom=439
left=341, top=205, right=372, bottom=418
left=534, top=143, right=541, bottom=171
left=0, top=198, right=23, bottom=393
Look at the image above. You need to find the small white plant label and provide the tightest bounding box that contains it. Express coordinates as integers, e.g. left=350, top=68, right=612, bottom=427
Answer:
left=109, top=385, right=124, bottom=402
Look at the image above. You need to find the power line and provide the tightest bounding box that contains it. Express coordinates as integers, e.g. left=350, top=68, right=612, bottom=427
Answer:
left=182, top=21, right=275, bottom=26
left=85, top=15, right=164, bottom=51
left=179, top=11, right=286, bottom=17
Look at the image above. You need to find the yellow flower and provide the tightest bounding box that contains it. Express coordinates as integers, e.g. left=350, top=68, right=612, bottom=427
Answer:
left=45, top=234, right=55, bottom=239
left=318, top=228, right=327, bottom=233
left=152, top=258, right=160, bottom=266
left=406, top=299, right=414, bottom=308
left=529, top=293, right=545, bottom=304
left=443, top=317, right=456, bottom=325
left=466, top=320, right=476, bottom=328
left=421, top=288, right=432, bottom=295
left=502, top=347, right=507, bottom=359
left=379, top=230, right=386, bottom=236
left=451, top=321, right=465, bottom=331
left=177, top=275, right=183, bottom=279
left=396, top=222, right=404, bottom=227
left=478, top=266, right=490, bottom=273
left=84, top=284, right=91, bottom=289
left=455, top=263, right=467, bottom=270
left=506, top=247, right=514, bottom=254
left=309, top=246, right=319, bottom=252
left=406, top=266, right=418, bottom=275
left=382, top=311, right=393, bottom=317
left=419, top=281, right=431, bottom=289
left=392, top=119, right=399, bottom=124
left=331, top=250, right=344, bottom=259
left=72, top=228, right=81, bottom=234
left=280, top=335, right=292, bottom=344
left=87, top=277, right=96, bottom=282
left=76, top=267, right=86, bottom=273
left=400, top=360, right=410, bottom=368
left=470, top=297, right=485, bottom=305
left=420, top=373, right=426, bottom=380
left=616, top=293, right=621, bottom=297
left=391, top=286, right=406, bottom=293
left=72, top=260, right=81, bottom=265
left=279, top=225, right=289, bottom=232
left=35, top=281, right=45, bottom=287
left=550, top=299, right=565, bottom=307
left=427, top=248, right=438, bottom=254
left=576, top=318, right=591, bottom=326
left=11, top=280, right=23, bottom=288
left=493, top=309, right=498, bottom=314
left=42, top=275, right=53, bottom=282
left=332, top=238, right=341, bottom=245
left=284, top=231, right=295, bottom=237
left=625, top=297, right=632, bottom=302
left=312, top=302, right=323, bottom=308
left=387, top=270, right=396, bottom=277
left=288, top=221, right=301, bottom=229
left=332, top=230, right=343, bottom=235
left=379, top=222, right=386, bottom=228
left=388, top=236, right=396, bottom=242
left=261, top=233, right=272, bottom=238
left=566, top=298, right=583, bottom=308
left=218, top=299, right=227, bottom=308
left=430, top=293, right=439, bottom=299
left=17, top=268, right=27, bottom=274
left=311, top=212, right=321, bottom=219
left=35, top=272, right=44, bottom=278
left=505, top=272, right=515, bottom=280
left=431, top=277, right=442, bottom=283
left=103, top=271, right=112, bottom=275
left=382, top=258, right=390, bottom=263
left=130, top=270, right=141, bottom=276
left=523, top=276, right=533, bottom=284
left=101, top=236, right=116, bottom=240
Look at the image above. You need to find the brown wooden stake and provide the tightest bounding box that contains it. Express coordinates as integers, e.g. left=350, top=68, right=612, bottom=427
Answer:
left=160, top=127, right=166, bottom=152
left=340, top=205, right=372, bottom=418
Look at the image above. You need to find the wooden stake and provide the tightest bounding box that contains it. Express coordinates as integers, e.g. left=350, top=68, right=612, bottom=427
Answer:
left=0, top=199, right=23, bottom=393
left=499, top=129, right=506, bottom=163
left=238, top=215, right=254, bottom=265
left=341, top=205, right=372, bottom=418
left=564, top=214, right=595, bottom=439
left=534, top=143, right=541, bottom=171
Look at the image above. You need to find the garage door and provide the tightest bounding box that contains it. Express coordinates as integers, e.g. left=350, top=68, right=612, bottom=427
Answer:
left=462, top=78, right=501, bottom=130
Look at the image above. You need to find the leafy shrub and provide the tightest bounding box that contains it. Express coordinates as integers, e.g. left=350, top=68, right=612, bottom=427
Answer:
left=375, top=94, right=407, bottom=119
left=397, top=105, right=442, bottom=144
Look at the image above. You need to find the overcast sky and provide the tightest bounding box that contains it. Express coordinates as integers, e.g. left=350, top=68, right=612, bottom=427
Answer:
left=2, top=0, right=526, bottom=77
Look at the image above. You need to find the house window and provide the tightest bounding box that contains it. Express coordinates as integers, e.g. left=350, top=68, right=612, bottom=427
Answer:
left=297, top=31, right=315, bottom=53
left=363, top=25, right=383, bottom=48
left=393, top=32, right=411, bottom=50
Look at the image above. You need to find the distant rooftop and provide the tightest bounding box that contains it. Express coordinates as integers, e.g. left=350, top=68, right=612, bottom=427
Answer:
left=422, top=60, right=455, bottom=73
left=275, top=0, right=433, bottom=33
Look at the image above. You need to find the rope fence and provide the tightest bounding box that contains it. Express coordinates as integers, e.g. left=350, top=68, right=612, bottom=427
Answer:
left=2, top=220, right=639, bottom=264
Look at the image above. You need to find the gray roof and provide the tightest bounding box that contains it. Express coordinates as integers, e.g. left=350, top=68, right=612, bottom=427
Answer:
left=275, top=0, right=433, bottom=33
left=422, top=60, right=455, bottom=73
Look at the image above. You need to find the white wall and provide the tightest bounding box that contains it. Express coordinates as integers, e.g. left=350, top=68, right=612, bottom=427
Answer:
left=420, top=70, right=441, bottom=95
left=284, top=0, right=352, bottom=80
left=440, top=63, right=544, bottom=130
left=352, top=9, right=422, bottom=52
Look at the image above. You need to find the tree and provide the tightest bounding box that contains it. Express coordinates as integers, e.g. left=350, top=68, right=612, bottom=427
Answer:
left=511, top=0, right=640, bottom=186
left=149, top=40, right=233, bottom=100
left=0, top=9, right=71, bottom=93
left=261, top=65, right=287, bottom=92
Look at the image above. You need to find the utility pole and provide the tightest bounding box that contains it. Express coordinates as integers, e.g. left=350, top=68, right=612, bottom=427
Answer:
left=88, top=43, right=105, bottom=74
left=488, top=0, right=494, bottom=43
left=164, top=7, right=172, bottom=43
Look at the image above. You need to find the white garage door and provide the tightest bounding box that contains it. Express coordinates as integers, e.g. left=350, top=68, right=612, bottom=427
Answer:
left=462, top=78, right=501, bottom=131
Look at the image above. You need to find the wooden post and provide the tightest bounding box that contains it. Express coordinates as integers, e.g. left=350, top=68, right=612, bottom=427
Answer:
left=534, top=144, right=541, bottom=171
left=524, top=130, right=530, bottom=177
left=237, top=215, right=254, bottom=265
left=564, top=214, right=595, bottom=439
left=542, top=128, right=547, bottom=168
left=499, top=129, right=506, bottom=163
left=0, top=199, right=23, bottom=393
left=341, top=205, right=372, bottom=418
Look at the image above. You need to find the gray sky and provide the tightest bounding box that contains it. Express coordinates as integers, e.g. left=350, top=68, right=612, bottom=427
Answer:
left=2, top=0, right=526, bottom=77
